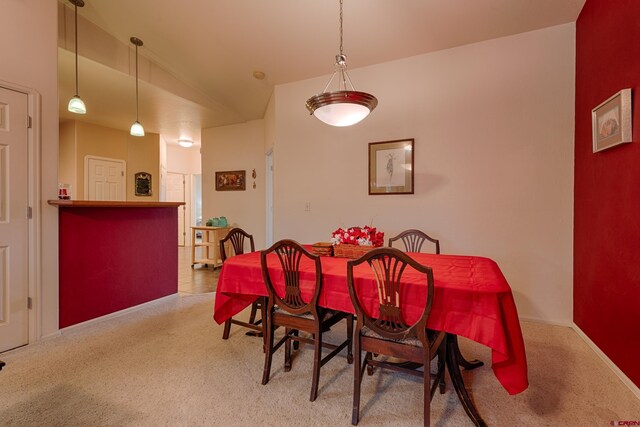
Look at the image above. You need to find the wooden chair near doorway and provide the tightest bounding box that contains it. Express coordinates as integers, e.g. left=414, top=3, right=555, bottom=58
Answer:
left=220, top=228, right=264, bottom=340
left=347, top=247, right=446, bottom=426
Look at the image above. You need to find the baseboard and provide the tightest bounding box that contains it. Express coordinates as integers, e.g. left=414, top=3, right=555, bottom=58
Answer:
left=59, top=293, right=179, bottom=333
left=571, top=323, right=640, bottom=400
left=519, top=316, right=572, bottom=327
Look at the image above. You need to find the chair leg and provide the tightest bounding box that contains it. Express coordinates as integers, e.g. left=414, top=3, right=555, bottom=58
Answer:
left=248, top=301, right=258, bottom=324
left=352, top=334, right=362, bottom=426
left=424, top=353, right=431, bottom=427
left=261, top=313, right=274, bottom=386
left=310, top=329, right=322, bottom=402
left=260, top=300, right=267, bottom=353
left=284, top=327, right=292, bottom=372
left=222, top=319, right=231, bottom=340
left=346, top=315, right=354, bottom=364
left=293, top=329, right=300, bottom=350
left=438, top=343, right=446, bottom=394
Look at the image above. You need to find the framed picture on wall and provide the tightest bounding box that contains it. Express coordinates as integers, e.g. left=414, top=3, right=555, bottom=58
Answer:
left=215, top=170, right=246, bottom=191
left=368, top=139, right=414, bottom=195
left=134, top=172, right=152, bottom=196
left=592, top=88, right=632, bottom=152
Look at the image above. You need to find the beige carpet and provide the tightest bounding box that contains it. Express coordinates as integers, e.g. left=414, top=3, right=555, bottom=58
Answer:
left=0, top=294, right=638, bottom=426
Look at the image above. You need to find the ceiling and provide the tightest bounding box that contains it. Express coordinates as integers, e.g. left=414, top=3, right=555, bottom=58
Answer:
left=58, top=0, right=585, bottom=147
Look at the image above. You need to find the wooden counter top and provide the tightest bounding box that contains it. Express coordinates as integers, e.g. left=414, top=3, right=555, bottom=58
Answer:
left=48, top=200, right=184, bottom=208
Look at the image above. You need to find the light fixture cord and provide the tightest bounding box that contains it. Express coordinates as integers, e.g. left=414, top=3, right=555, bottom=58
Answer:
left=135, top=43, right=139, bottom=122
left=339, top=0, right=343, bottom=57
left=74, top=2, right=79, bottom=95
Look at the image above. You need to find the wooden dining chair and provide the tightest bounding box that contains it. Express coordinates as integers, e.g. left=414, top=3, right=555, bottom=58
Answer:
left=261, top=239, right=354, bottom=402
left=220, top=228, right=264, bottom=340
left=347, top=247, right=446, bottom=426
left=388, top=229, right=440, bottom=254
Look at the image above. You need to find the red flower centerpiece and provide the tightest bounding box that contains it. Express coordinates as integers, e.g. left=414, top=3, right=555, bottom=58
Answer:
left=331, top=226, right=384, bottom=258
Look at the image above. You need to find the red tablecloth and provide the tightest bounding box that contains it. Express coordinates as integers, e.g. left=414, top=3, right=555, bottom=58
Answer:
left=213, top=251, right=528, bottom=395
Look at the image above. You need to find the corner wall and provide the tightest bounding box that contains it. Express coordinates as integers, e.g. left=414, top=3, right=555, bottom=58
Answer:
left=574, top=0, right=640, bottom=387
left=274, top=24, right=576, bottom=324
left=0, top=0, right=59, bottom=337
left=201, top=120, right=266, bottom=249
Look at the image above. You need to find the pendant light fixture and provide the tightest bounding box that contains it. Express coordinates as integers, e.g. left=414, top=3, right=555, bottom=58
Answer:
left=305, top=0, right=377, bottom=127
left=130, top=37, right=145, bottom=137
left=67, top=0, right=87, bottom=114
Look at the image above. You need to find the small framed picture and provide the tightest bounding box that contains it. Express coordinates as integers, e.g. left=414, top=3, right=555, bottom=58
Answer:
left=215, top=170, right=246, bottom=191
left=134, top=172, right=152, bottom=196
left=368, top=139, right=414, bottom=195
left=592, top=89, right=632, bottom=153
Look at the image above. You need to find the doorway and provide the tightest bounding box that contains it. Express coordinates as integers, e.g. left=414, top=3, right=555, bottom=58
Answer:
left=166, top=172, right=186, bottom=246
left=265, top=150, right=273, bottom=246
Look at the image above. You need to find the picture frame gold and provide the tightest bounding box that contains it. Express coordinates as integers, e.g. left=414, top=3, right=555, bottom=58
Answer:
left=368, top=139, right=414, bottom=195
left=215, top=170, right=246, bottom=191
left=592, top=88, right=632, bottom=153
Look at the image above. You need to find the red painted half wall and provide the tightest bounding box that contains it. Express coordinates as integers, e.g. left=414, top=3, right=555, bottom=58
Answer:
left=575, top=0, right=640, bottom=387
left=59, top=206, right=178, bottom=328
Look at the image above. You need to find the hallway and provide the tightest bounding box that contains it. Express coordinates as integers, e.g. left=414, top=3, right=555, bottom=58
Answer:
left=177, top=245, right=220, bottom=294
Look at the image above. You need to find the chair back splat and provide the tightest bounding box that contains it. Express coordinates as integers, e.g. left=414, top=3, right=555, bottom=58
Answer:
left=261, top=239, right=353, bottom=402
left=388, top=229, right=440, bottom=254
left=220, top=227, right=256, bottom=262
left=220, top=228, right=262, bottom=341
left=347, top=247, right=446, bottom=426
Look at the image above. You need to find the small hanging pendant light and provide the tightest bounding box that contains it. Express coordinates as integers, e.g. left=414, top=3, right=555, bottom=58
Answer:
left=67, top=0, right=87, bottom=115
left=130, top=37, right=145, bottom=137
left=305, top=0, right=377, bottom=127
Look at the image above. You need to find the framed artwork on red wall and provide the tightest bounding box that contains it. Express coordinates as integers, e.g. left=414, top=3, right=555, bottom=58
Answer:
left=592, top=88, right=632, bottom=152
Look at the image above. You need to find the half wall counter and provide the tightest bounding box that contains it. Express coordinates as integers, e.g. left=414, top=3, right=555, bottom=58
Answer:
left=49, top=200, right=185, bottom=328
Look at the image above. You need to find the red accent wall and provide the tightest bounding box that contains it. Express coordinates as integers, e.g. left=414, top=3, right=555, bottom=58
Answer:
left=575, top=0, right=640, bottom=387
left=59, top=207, right=178, bottom=328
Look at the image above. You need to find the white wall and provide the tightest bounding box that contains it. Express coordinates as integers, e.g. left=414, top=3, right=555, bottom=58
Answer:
left=273, top=24, right=575, bottom=324
left=202, top=120, right=267, bottom=249
left=167, top=145, right=201, bottom=174
left=0, top=0, right=59, bottom=337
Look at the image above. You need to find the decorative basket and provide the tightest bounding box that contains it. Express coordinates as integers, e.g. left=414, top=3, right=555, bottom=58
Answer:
left=311, top=242, right=334, bottom=257
left=333, top=244, right=376, bottom=259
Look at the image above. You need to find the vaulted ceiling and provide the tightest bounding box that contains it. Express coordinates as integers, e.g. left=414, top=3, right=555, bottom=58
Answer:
left=58, top=0, right=585, bottom=146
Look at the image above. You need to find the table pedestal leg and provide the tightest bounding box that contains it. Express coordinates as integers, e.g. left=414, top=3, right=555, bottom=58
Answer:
left=450, top=334, right=484, bottom=370
left=446, top=334, right=487, bottom=427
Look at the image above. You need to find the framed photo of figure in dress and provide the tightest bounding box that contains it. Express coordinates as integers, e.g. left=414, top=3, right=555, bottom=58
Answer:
left=368, top=139, right=414, bottom=195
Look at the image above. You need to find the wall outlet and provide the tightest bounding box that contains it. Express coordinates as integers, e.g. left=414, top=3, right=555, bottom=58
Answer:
left=305, top=202, right=311, bottom=212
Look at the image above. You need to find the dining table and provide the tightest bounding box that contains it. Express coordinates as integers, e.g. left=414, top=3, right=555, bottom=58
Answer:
left=213, top=249, right=528, bottom=426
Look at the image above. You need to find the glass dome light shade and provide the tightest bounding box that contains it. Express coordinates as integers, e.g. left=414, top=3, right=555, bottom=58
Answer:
left=178, top=139, right=193, bottom=148
left=306, top=90, right=377, bottom=127
left=130, top=121, right=145, bottom=137
left=68, top=95, right=87, bottom=114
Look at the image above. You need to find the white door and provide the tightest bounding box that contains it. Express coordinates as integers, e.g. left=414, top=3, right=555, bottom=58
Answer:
left=166, top=172, right=186, bottom=246
left=85, top=156, right=125, bottom=201
left=0, top=87, right=29, bottom=352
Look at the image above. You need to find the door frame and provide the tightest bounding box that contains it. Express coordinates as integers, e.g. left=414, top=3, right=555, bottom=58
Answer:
left=0, top=79, right=42, bottom=344
left=166, top=171, right=187, bottom=246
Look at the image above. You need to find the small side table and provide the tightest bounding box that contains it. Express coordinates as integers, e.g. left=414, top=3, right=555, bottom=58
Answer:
left=191, top=226, right=231, bottom=268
